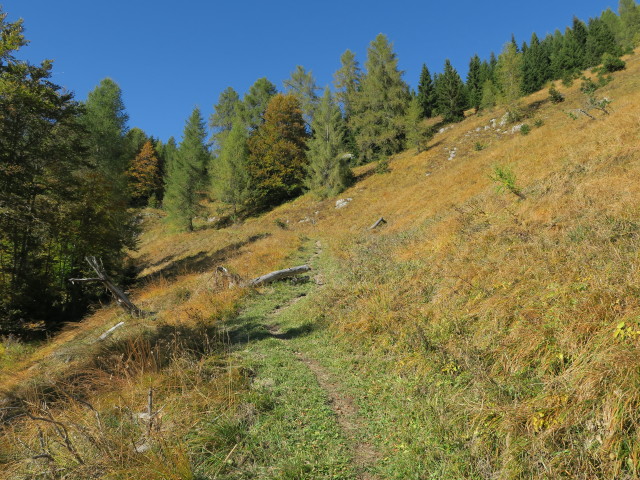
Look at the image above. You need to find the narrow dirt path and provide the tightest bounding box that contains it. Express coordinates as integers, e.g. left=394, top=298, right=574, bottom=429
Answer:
left=265, top=239, right=381, bottom=480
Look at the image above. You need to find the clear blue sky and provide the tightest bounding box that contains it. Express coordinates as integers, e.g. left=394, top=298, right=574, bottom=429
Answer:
left=4, top=0, right=618, bottom=142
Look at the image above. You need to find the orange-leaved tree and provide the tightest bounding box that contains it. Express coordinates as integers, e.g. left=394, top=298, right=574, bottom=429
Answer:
left=128, top=140, right=161, bottom=206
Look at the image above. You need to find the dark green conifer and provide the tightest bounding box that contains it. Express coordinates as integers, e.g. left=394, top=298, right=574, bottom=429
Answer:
left=466, top=55, right=483, bottom=113
left=416, top=64, right=436, bottom=118
left=435, top=59, right=466, bottom=122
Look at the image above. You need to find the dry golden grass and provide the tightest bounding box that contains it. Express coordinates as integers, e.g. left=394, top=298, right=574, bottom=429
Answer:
left=1, top=50, right=640, bottom=478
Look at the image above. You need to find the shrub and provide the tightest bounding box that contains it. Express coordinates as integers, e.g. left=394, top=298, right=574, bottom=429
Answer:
left=474, top=142, right=485, bottom=151
left=520, top=124, right=531, bottom=136
left=489, top=164, right=526, bottom=200
left=548, top=84, right=564, bottom=104
left=533, top=119, right=544, bottom=128
left=601, top=53, right=626, bottom=73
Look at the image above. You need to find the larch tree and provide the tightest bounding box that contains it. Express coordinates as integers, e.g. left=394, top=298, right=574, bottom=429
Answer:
left=164, top=108, right=210, bottom=231
left=128, top=140, right=161, bottom=206
left=247, top=94, right=308, bottom=209
left=435, top=59, right=466, bottom=122
left=404, top=94, right=431, bottom=154
left=283, top=65, right=319, bottom=128
left=619, top=0, right=640, bottom=48
left=496, top=42, right=524, bottom=121
left=333, top=49, right=362, bottom=119
left=350, top=33, right=410, bottom=163
left=209, top=86, right=240, bottom=152
left=417, top=64, right=436, bottom=118
left=211, top=116, right=250, bottom=217
left=306, top=88, right=352, bottom=198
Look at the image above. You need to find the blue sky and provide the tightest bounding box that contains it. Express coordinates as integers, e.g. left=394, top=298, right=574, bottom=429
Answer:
left=4, top=0, right=618, bottom=142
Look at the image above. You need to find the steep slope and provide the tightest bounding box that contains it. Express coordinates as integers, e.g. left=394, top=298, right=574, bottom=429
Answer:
left=1, top=50, right=640, bottom=478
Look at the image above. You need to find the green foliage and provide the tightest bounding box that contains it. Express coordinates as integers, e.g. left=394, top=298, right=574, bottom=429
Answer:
left=208, top=86, right=240, bottom=152
left=490, top=165, right=526, bottom=199
left=474, top=142, right=485, bottom=151
left=417, top=64, right=437, bottom=118
left=435, top=59, right=466, bottom=122
left=404, top=95, right=432, bottom=154
left=619, top=0, right=640, bottom=49
left=586, top=17, right=621, bottom=66
left=164, top=108, right=210, bottom=231
left=247, top=94, right=309, bottom=210
left=375, top=157, right=390, bottom=174
left=522, top=33, right=550, bottom=94
left=548, top=83, right=565, bottom=103
left=520, top=124, right=531, bottom=135
left=350, top=34, right=411, bottom=163
left=306, top=88, right=353, bottom=198
left=496, top=42, right=524, bottom=122
left=602, top=52, right=627, bottom=72
left=533, top=118, right=544, bottom=128
left=283, top=65, right=319, bottom=128
left=333, top=49, right=362, bottom=120
left=211, top=118, right=250, bottom=217
left=466, top=55, right=483, bottom=112
left=480, top=79, right=499, bottom=110
left=238, top=77, right=278, bottom=132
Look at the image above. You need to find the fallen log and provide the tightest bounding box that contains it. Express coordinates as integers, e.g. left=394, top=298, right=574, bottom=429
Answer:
left=70, top=257, right=144, bottom=317
left=369, top=216, right=387, bottom=230
left=248, top=265, right=311, bottom=287
left=96, top=321, right=126, bottom=342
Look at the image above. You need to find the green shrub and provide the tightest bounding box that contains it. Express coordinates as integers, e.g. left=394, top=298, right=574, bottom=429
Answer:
left=549, top=84, right=565, bottom=104
left=601, top=53, right=626, bottom=73
left=489, top=164, right=526, bottom=200
left=474, top=142, right=485, bottom=151
left=533, top=119, right=544, bottom=128
left=520, top=124, right=531, bottom=136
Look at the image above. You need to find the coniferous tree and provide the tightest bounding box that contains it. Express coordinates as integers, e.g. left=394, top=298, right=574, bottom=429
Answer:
left=602, top=7, right=625, bottom=46
left=416, top=64, right=436, bottom=118
left=209, top=86, right=240, bottom=152
left=306, top=88, right=352, bottom=198
left=436, top=59, right=466, bottom=122
left=480, top=79, right=499, bottom=110
left=212, top=117, right=250, bottom=217
left=128, top=140, right=161, bottom=206
left=572, top=17, right=590, bottom=68
left=619, top=0, right=640, bottom=48
left=404, top=95, right=432, bottom=153
left=284, top=65, right=319, bottom=128
left=466, top=55, right=483, bottom=113
left=247, top=94, right=308, bottom=209
left=586, top=17, right=621, bottom=66
left=333, top=49, right=362, bottom=119
left=522, top=32, right=550, bottom=94
left=239, top=77, right=278, bottom=132
left=350, top=34, right=410, bottom=163
left=496, top=42, right=524, bottom=121
left=164, top=108, right=209, bottom=231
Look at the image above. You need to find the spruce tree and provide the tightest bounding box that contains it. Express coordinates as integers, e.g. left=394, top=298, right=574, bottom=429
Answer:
left=350, top=34, right=410, bottom=163
left=572, top=17, right=590, bottom=68
left=247, top=94, right=308, bottom=209
left=212, top=117, right=250, bottom=217
left=306, top=88, right=352, bottom=198
left=522, top=32, right=550, bottom=94
left=586, top=17, right=621, bottom=66
left=435, top=59, right=466, bottom=122
left=164, top=108, right=210, bottom=231
left=416, top=64, right=436, bottom=118
left=466, top=55, right=483, bottom=113
left=209, top=86, right=240, bottom=152
left=333, top=49, right=362, bottom=119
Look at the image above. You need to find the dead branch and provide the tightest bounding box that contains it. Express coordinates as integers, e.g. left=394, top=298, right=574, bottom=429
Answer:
left=248, top=265, right=312, bottom=287
left=96, top=321, right=126, bottom=342
left=369, top=217, right=387, bottom=230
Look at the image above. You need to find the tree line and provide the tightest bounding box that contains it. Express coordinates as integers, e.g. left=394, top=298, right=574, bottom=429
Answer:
left=1, top=1, right=639, bottom=333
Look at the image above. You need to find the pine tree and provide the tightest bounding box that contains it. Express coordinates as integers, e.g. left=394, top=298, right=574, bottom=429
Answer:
left=350, top=34, right=410, bottom=163
left=466, top=55, right=483, bottom=113
left=435, top=59, right=466, bottom=122
left=212, top=117, right=250, bottom=217
left=239, top=77, right=278, bottom=132
left=247, top=94, right=308, bottom=209
left=164, top=108, right=210, bottom=231
left=209, top=86, right=240, bottom=152
left=128, top=140, right=161, bottom=206
left=417, top=64, right=436, bottom=118
left=306, top=88, right=352, bottom=198
left=284, top=65, right=319, bottom=128
left=496, top=42, right=524, bottom=121
left=333, top=49, right=362, bottom=119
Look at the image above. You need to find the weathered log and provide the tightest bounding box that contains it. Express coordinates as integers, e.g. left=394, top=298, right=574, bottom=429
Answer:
left=248, top=265, right=311, bottom=287
left=369, top=216, right=387, bottom=230
left=70, top=256, right=144, bottom=317
left=96, top=321, right=126, bottom=342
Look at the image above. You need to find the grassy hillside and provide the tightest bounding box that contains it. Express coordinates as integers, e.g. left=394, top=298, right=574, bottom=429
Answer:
left=2, top=50, right=640, bottom=479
